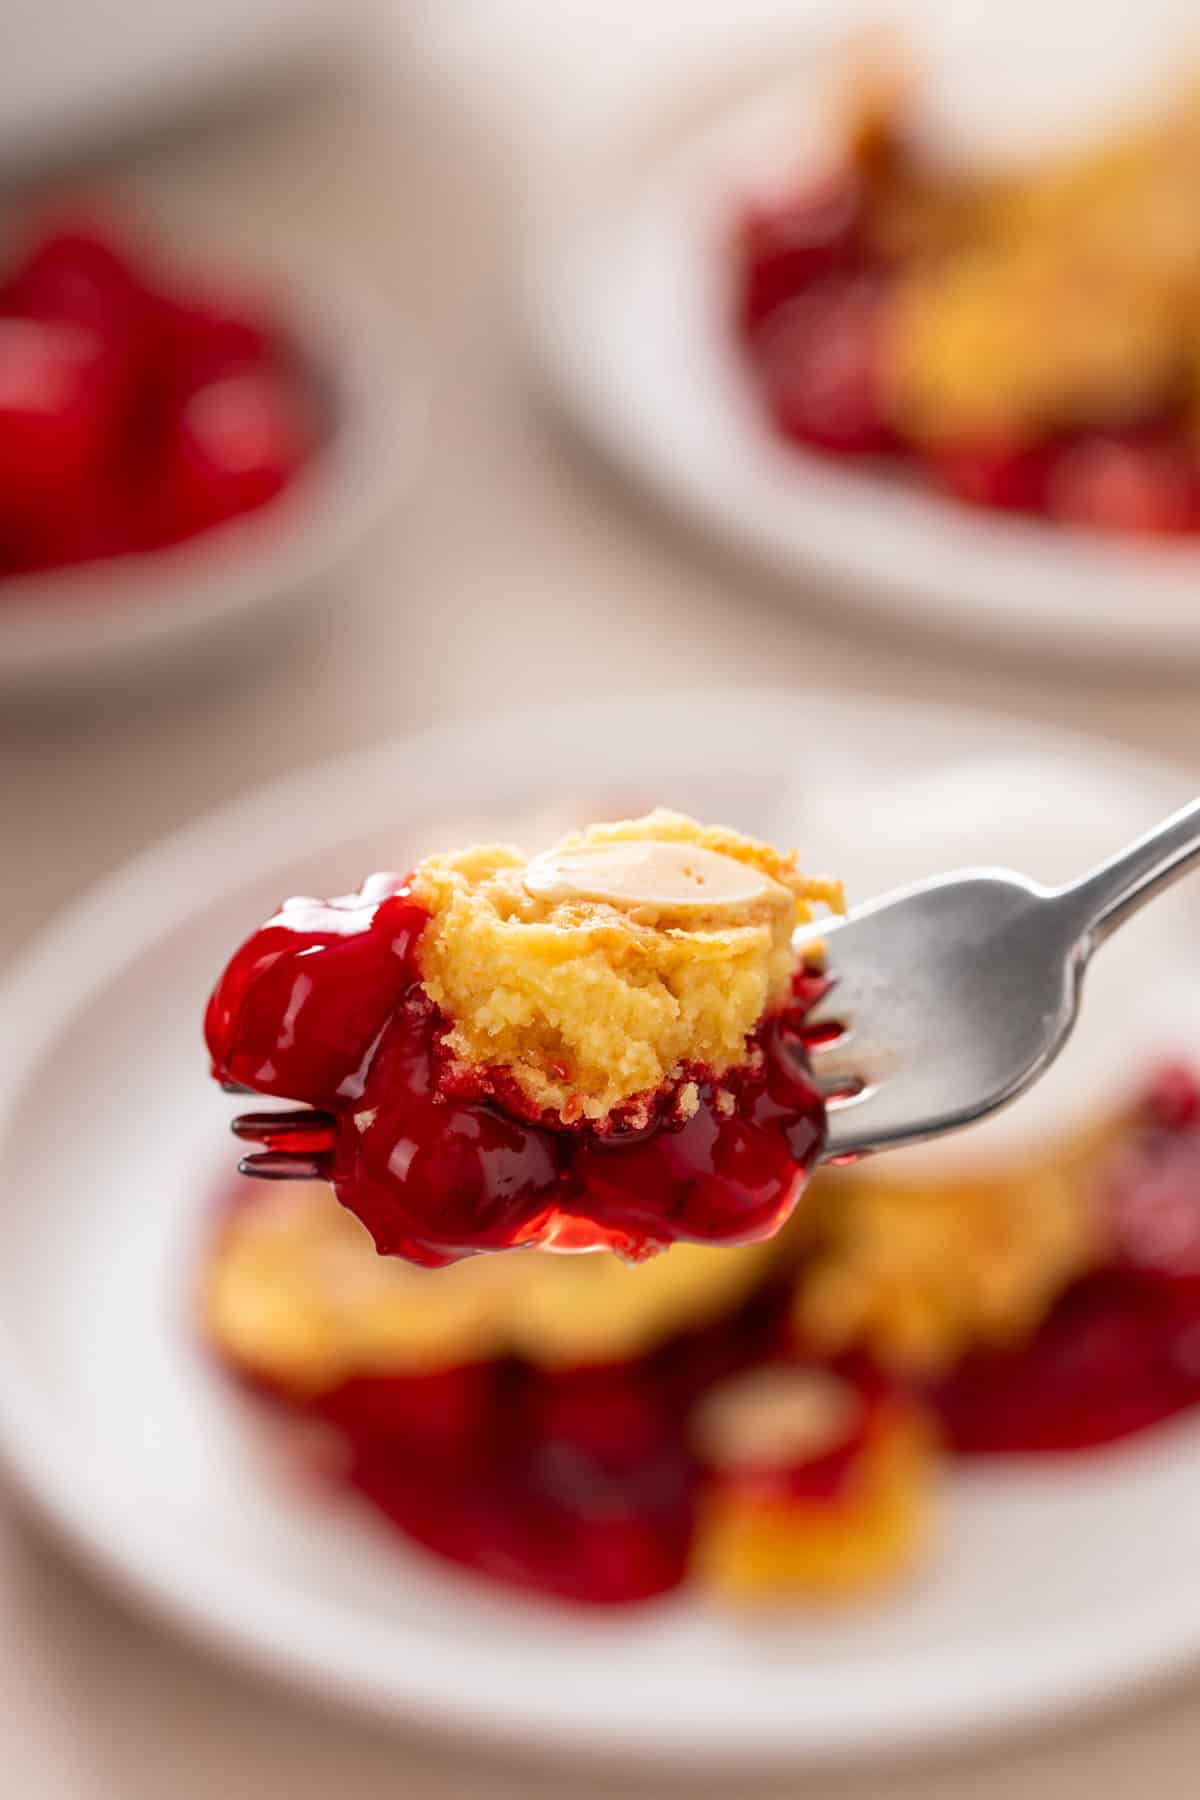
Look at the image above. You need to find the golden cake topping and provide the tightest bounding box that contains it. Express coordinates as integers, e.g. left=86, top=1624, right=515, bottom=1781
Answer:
left=866, top=77, right=1200, bottom=447
left=795, top=1119, right=1116, bottom=1373
left=411, top=808, right=841, bottom=1126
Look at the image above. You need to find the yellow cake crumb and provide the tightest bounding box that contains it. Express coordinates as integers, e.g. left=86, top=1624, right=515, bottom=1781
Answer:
left=410, top=809, right=841, bottom=1125
left=795, top=1121, right=1117, bottom=1374
left=883, top=246, right=1183, bottom=446
left=203, top=1181, right=782, bottom=1396
left=862, top=74, right=1200, bottom=446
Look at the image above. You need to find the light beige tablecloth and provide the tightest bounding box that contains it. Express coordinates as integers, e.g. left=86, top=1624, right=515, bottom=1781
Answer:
left=2, top=32, right=1199, bottom=1799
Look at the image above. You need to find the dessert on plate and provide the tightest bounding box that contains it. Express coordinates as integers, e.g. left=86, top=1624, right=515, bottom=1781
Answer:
left=205, top=811, right=843, bottom=1264
left=204, top=776, right=1200, bottom=1611
left=202, top=1061, right=1200, bottom=1608
left=203, top=1177, right=934, bottom=1606
left=733, top=61, right=1200, bottom=535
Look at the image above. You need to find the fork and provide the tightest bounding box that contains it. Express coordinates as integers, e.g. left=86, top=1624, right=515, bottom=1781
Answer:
left=227, top=797, right=1200, bottom=1176
left=804, top=793, right=1200, bottom=1159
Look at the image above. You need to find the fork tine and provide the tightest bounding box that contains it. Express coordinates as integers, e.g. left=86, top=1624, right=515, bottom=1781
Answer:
left=238, top=1150, right=332, bottom=1181
left=231, top=1108, right=335, bottom=1143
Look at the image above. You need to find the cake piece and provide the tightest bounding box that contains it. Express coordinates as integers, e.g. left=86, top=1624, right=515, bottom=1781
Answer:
left=796, top=1119, right=1116, bottom=1374
left=411, top=810, right=838, bottom=1127
left=205, top=810, right=841, bottom=1263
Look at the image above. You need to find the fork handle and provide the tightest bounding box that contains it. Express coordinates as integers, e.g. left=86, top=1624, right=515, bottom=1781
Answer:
left=1059, top=795, right=1200, bottom=946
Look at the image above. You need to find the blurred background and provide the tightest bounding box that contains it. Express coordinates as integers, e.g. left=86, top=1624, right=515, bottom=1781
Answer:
left=4, top=2, right=1200, bottom=1797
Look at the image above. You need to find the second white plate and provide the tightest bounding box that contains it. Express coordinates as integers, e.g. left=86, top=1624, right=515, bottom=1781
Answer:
left=523, top=33, right=1200, bottom=669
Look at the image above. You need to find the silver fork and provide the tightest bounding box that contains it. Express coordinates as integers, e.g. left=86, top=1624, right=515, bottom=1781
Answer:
left=806, top=795, right=1200, bottom=1160
left=226, top=797, right=1200, bottom=1178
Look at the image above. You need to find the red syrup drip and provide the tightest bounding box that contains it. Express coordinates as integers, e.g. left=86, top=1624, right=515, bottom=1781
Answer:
left=206, top=875, right=829, bottom=1265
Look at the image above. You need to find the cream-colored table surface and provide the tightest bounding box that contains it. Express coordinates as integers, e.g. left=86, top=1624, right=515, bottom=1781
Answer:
left=2, top=38, right=1200, bottom=1800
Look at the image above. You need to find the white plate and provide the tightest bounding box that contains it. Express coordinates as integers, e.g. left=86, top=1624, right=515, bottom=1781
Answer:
left=1, top=689, right=1199, bottom=1771
left=0, top=242, right=417, bottom=693
left=522, top=33, right=1200, bottom=669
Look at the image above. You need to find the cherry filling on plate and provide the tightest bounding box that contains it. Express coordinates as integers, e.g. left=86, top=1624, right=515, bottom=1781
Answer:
left=731, top=62, right=1200, bottom=536
left=934, top=1066, right=1200, bottom=1452
left=0, top=208, right=316, bottom=579
left=203, top=1062, right=1200, bottom=1610
left=203, top=1179, right=932, bottom=1606
left=205, top=811, right=844, bottom=1264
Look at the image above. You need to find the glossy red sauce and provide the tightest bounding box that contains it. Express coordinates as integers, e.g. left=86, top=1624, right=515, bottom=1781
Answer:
left=212, top=1070, right=1200, bottom=1604
left=933, top=1069, right=1200, bottom=1453
left=733, top=177, right=1200, bottom=536
left=345, top=1359, right=697, bottom=1606
left=211, top=877, right=1200, bottom=1600
left=227, top=1275, right=893, bottom=1606
left=206, top=875, right=829, bottom=1265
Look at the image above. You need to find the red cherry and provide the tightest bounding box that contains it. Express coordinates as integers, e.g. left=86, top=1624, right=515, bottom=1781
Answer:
left=735, top=170, right=864, bottom=340
left=527, top=1366, right=676, bottom=1468
left=1145, top=1064, right=1200, bottom=1134
left=203, top=881, right=426, bottom=1106
left=751, top=276, right=892, bottom=456
left=0, top=315, right=120, bottom=523
left=350, top=1447, right=691, bottom=1606
left=930, top=440, right=1055, bottom=514
left=156, top=368, right=312, bottom=539
left=154, top=285, right=286, bottom=397
left=336, top=1011, right=561, bottom=1265
left=16, top=476, right=145, bottom=572
left=1108, top=1125, right=1200, bottom=1288
left=2, top=217, right=151, bottom=388
left=1046, top=434, right=1198, bottom=536
left=321, top=1365, right=495, bottom=1464
left=933, top=1271, right=1200, bottom=1453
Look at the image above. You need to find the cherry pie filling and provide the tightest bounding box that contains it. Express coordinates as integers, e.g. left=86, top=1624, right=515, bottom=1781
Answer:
left=933, top=1066, right=1200, bottom=1452
left=207, top=1067, right=1200, bottom=1607
left=731, top=86, right=1200, bottom=536
left=205, top=875, right=829, bottom=1266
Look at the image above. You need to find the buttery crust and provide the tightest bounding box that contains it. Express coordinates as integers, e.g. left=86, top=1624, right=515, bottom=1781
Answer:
left=795, top=1119, right=1118, bottom=1373
left=869, top=78, right=1200, bottom=445
left=410, top=809, right=841, bottom=1126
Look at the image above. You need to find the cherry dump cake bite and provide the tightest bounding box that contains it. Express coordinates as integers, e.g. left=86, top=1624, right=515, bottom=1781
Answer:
left=205, top=811, right=843, bottom=1265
